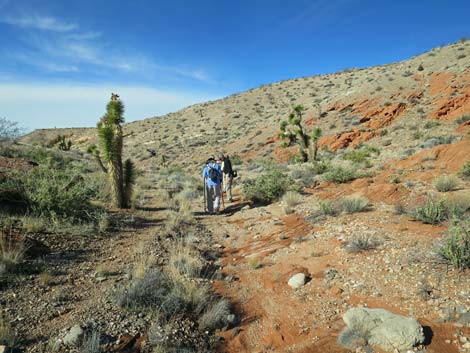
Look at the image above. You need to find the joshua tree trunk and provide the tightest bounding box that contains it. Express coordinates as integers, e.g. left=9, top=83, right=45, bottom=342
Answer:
left=108, top=159, right=124, bottom=208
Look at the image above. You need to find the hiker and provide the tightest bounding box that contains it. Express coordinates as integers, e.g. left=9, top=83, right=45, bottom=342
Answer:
left=202, top=156, right=223, bottom=214
left=219, top=154, right=234, bottom=202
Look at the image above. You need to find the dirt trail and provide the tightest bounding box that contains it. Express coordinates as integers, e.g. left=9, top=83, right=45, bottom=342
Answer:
left=201, top=187, right=470, bottom=353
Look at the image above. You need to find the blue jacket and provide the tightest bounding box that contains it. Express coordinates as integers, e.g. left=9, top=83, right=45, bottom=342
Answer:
left=202, top=162, right=222, bottom=186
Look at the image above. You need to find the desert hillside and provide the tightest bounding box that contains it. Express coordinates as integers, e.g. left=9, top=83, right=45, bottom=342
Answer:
left=2, top=40, right=470, bottom=353
left=23, top=40, right=470, bottom=170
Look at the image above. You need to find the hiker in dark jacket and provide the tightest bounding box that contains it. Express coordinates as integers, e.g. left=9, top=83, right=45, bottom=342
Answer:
left=202, top=157, right=223, bottom=214
left=219, top=154, right=234, bottom=202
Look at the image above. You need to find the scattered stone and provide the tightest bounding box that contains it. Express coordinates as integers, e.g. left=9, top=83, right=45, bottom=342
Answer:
left=0, top=346, right=7, bottom=353
left=458, top=312, right=470, bottom=325
left=63, top=324, right=84, bottom=347
left=341, top=307, right=424, bottom=352
left=288, top=273, right=306, bottom=289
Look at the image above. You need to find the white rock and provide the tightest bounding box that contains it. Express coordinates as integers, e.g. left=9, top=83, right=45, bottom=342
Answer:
left=288, top=273, right=306, bottom=289
left=342, top=307, right=424, bottom=352
left=63, top=325, right=84, bottom=347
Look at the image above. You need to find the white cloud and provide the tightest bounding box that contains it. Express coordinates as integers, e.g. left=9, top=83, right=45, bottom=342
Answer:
left=1, top=14, right=77, bottom=32
left=0, top=83, right=222, bottom=130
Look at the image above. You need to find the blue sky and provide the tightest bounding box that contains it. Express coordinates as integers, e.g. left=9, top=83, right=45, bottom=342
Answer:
left=1, top=0, right=469, bottom=130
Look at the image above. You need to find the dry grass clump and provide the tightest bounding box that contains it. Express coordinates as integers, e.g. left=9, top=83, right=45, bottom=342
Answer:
left=198, top=299, right=231, bottom=331
left=167, top=242, right=204, bottom=278
left=282, top=191, right=302, bottom=214
left=344, top=234, right=380, bottom=253
left=21, top=216, right=47, bottom=233
left=434, top=175, right=459, bottom=192
left=0, top=228, right=26, bottom=275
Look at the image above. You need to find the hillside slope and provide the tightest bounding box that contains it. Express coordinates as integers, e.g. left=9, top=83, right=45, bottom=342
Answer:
left=22, top=40, right=470, bottom=172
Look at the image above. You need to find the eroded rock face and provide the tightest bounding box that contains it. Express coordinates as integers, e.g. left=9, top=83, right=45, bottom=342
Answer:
left=341, top=307, right=424, bottom=352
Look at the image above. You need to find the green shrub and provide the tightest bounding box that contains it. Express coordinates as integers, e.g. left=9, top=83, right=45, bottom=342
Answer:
left=434, top=175, right=459, bottom=192
left=243, top=167, right=293, bottom=204
left=410, top=196, right=448, bottom=224
left=0, top=165, right=100, bottom=222
left=459, top=161, right=470, bottom=179
left=456, top=114, right=470, bottom=125
left=323, top=166, right=360, bottom=183
left=340, top=197, right=370, bottom=213
left=342, top=145, right=380, bottom=165
left=439, top=220, right=470, bottom=270
left=319, top=199, right=339, bottom=216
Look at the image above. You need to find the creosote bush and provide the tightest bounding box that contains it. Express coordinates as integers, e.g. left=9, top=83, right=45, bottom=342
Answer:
left=323, top=166, right=362, bottom=183
left=434, top=175, right=459, bottom=192
left=340, top=196, right=370, bottom=213
left=439, top=220, right=470, bottom=270
left=243, top=167, right=293, bottom=204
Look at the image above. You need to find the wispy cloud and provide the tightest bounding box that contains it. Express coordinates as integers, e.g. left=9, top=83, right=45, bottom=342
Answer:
left=1, top=14, right=77, bottom=32
left=286, top=0, right=354, bottom=27
left=0, top=12, right=215, bottom=84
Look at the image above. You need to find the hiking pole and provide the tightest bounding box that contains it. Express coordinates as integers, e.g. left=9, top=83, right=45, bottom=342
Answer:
left=221, top=183, right=225, bottom=211
left=203, top=178, right=207, bottom=213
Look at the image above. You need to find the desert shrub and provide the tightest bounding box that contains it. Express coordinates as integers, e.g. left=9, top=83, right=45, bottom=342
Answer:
left=282, top=191, right=302, bottom=214
left=421, top=136, right=455, bottom=149
left=319, top=199, right=339, bottom=216
left=167, top=243, right=204, bottom=278
left=344, top=234, right=380, bottom=253
left=0, top=228, right=25, bottom=276
left=198, top=299, right=231, bottom=331
left=323, top=166, right=360, bottom=183
left=459, top=161, right=470, bottom=179
left=80, top=330, right=100, bottom=353
left=342, top=145, right=379, bottom=165
left=0, top=118, right=22, bottom=142
left=434, top=175, right=459, bottom=192
left=439, top=220, right=470, bottom=270
left=230, top=154, right=243, bottom=165
left=243, top=167, right=293, bottom=204
left=340, top=196, right=370, bottom=213
left=410, top=195, right=448, bottom=224
left=21, top=216, right=48, bottom=233
left=390, top=175, right=401, bottom=184
left=456, top=114, right=470, bottom=125
left=248, top=258, right=262, bottom=270
left=0, top=166, right=100, bottom=222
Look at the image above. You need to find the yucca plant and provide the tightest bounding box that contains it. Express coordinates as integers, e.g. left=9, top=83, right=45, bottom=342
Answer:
left=90, top=94, right=135, bottom=208
left=279, top=105, right=322, bottom=162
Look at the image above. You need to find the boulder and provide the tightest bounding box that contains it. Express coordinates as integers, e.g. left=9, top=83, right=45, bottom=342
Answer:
left=288, top=273, right=306, bottom=289
left=341, top=307, right=424, bottom=352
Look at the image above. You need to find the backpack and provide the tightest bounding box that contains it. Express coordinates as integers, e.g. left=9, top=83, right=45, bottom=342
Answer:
left=207, top=164, right=220, bottom=183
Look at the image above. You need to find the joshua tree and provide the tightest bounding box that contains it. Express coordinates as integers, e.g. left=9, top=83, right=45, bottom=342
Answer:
left=310, top=127, right=322, bottom=161
left=279, top=105, right=322, bottom=162
left=57, top=134, right=72, bottom=151
left=89, top=94, right=135, bottom=208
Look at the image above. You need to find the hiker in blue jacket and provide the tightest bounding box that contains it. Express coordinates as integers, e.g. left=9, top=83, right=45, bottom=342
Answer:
left=202, top=156, right=223, bottom=214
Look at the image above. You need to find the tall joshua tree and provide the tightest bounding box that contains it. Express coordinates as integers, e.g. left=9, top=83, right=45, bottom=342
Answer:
left=89, top=94, right=135, bottom=208
left=279, top=104, right=322, bottom=162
